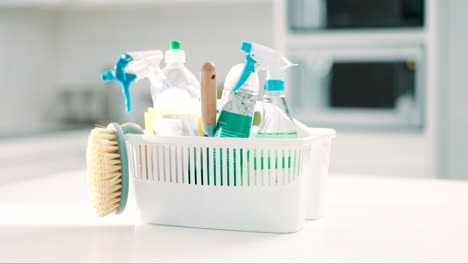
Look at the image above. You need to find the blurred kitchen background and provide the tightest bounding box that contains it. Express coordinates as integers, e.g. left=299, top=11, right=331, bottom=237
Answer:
left=1, top=0, right=467, bottom=183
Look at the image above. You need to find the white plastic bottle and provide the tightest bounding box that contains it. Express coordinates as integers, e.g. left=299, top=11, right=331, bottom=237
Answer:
left=154, top=40, right=201, bottom=136
left=214, top=64, right=259, bottom=138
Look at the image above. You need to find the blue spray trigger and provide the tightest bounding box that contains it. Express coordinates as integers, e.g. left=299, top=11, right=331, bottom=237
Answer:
left=232, top=54, right=256, bottom=92
left=101, top=53, right=137, bottom=112
left=101, top=70, right=115, bottom=81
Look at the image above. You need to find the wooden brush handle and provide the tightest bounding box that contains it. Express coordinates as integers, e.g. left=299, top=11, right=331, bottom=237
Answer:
left=200, top=62, right=217, bottom=136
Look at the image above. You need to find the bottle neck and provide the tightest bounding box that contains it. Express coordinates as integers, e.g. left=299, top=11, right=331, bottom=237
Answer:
left=166, top=62, right=184, bottom=67
left=165, top=49, right=185, bottom=66
left=264, top=90, right=285, bottom=97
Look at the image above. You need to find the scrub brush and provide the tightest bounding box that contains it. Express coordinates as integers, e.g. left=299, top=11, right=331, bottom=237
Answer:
left=86, top=123, right=143, bottom=216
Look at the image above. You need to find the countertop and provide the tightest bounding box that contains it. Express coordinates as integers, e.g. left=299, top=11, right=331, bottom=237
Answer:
left=1, top=171, right=467, bottom=263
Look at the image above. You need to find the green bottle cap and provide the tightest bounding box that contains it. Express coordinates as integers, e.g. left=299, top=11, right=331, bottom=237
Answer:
left=170, top=40, right=181, bottom=49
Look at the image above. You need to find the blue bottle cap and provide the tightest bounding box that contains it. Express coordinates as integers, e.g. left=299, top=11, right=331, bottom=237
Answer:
left=264, top=80, right=284, bottom=91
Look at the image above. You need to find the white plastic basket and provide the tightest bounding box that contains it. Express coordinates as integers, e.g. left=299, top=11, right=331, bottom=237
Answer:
left=125, top=122, right=335, bottom=233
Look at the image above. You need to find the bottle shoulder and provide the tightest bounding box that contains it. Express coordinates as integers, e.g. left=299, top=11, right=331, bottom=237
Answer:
left=258, top=96, right=297, bottom=135
left=161, top=65, right=200, bottom=98
left=163, top=65, right=199, bottom=81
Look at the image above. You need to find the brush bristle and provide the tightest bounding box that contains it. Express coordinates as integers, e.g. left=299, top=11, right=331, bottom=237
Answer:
left=86, top=128, right=122, bottom=217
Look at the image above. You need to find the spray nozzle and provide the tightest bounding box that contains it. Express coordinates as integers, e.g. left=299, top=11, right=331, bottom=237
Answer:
left=232, top=53, right=256, bottom=92
left=101, top=53, right=137, bottom=112
left=101, top=50, right=164, bottom=112
left=241, top=41, right=253, bottom=53
left=232, top=41, right=297, bottom=92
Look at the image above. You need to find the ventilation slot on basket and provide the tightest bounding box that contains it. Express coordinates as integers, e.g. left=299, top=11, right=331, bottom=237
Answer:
left=128, top=143, right=305, bottom=187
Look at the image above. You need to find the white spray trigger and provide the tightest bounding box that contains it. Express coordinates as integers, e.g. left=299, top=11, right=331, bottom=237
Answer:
left=235, top=41, right=297, bottom=89
left=281, top=56, right=298, bottom=70
left=126, top=50, right=164, bottom=82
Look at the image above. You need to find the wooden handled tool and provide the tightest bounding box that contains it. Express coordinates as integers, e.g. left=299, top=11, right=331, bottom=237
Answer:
left=200, top=62, right=217, bottom=137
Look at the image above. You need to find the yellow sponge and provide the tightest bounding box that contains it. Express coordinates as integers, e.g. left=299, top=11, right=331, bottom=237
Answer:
left=144, top=108, right=155, bottom=135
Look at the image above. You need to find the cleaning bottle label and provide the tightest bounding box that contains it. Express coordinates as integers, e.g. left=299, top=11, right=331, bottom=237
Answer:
left=215, top=111, right=253, bottom=137
left=215, top=91, right=257, bottom=138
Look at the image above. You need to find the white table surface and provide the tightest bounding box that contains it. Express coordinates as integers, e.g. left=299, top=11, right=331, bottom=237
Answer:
left=1, top=170, right=467, bottom=263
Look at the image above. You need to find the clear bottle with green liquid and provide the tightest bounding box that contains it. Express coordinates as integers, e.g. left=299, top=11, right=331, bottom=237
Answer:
left=256, top=80, right=297, bottom=139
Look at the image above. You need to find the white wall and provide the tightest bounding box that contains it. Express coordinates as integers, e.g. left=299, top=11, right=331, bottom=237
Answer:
left=438, top=0, right=468, bottom=180
left=0, top=8, right=58, bottom=136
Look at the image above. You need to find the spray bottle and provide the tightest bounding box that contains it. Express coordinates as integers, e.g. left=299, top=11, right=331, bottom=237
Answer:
left=233, top=41, right=297, bottom=138
left=101, top=41, right=200, bottom=136
left=101, top=50, right=165, bottom=113
left=214, top=64, right=259, bottom=138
